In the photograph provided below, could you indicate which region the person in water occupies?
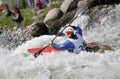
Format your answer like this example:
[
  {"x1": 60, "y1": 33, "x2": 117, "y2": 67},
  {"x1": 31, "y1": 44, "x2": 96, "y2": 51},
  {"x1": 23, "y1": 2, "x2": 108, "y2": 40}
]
[{"x1": 50, "y1": 23, "x2": 86, "y2": 54}]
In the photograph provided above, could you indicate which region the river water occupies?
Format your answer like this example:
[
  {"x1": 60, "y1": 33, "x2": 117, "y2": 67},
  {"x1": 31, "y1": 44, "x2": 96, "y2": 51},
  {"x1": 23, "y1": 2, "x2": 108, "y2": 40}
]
[{"x1": 0, "y1": 4, "x2": 120, "y2": 79}]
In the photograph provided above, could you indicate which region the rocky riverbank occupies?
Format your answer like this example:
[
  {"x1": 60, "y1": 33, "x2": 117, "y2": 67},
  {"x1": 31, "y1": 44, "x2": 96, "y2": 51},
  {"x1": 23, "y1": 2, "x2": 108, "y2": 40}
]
[{"x1": 0, "y1": 26, "x2": 34, "y2": 49}]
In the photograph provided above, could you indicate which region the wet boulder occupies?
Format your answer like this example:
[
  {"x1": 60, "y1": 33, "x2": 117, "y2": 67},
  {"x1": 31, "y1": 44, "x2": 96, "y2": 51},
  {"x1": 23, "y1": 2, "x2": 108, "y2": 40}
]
[
  {"x1": 29, "y1": 22, "x2": 49, "y2": 37},
  {"x1": 44, "y1": 8, "x2": 63, "y2": 24},
  {"x1": 60, "y1": 0, "x2": 78, "y2": 13}
]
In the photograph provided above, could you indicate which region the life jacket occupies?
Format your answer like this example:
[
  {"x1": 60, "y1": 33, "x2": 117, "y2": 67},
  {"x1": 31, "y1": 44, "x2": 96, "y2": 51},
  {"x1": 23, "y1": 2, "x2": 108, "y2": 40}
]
[{"x1": 69, "y1": 33, "x2": 85, "y2": 54}]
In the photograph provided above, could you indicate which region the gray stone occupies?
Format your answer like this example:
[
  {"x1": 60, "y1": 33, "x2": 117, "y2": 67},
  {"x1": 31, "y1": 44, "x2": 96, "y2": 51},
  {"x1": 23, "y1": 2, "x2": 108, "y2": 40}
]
[
  {"x1": 60, "y1": 0, "x2": 77, "y2": 13},
  {"x1": 29, "y1": 22, "x2": 49, "y2": 37},
  {"x1": 44, "y1": 8, "x2": 63, "y2": 24}
]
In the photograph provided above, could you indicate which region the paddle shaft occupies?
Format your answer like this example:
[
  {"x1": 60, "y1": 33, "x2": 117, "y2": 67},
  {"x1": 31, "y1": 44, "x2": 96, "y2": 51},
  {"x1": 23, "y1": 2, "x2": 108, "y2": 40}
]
[{"x1": 34, "y1": 5, "x2": 88, "y2": 58}]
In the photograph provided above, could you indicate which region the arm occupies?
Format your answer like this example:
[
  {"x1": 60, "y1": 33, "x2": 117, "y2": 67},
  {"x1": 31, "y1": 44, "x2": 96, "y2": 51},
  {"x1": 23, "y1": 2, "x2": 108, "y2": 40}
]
[
  {"x1": 51, "y1": 40, "x2": 75, "y2": 51},
  {"x1": 71, "y1": 26, "x2": 82, "y2": 36}
]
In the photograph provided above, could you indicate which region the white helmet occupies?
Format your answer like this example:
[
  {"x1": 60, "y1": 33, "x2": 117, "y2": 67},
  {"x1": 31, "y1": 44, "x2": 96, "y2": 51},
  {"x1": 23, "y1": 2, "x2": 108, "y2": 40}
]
[{"x1": 63, "y1": 27, "x2": 74, "y2": 37}]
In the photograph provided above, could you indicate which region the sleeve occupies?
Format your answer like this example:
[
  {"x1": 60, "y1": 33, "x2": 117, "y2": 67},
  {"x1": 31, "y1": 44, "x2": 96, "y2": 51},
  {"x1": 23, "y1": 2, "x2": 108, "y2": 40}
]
[
  {"x1": 51, "y1": 40, "x2": 75, "y2": 51},
  {"x1": 71, "y1": 26, "x2": 82, "y2": 36}
]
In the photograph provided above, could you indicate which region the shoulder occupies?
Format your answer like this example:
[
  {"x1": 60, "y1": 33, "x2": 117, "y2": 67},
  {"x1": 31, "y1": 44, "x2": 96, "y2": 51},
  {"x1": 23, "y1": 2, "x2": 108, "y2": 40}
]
[{"x1": 63, "y1": 40, "x2": 74, "y2": 45}]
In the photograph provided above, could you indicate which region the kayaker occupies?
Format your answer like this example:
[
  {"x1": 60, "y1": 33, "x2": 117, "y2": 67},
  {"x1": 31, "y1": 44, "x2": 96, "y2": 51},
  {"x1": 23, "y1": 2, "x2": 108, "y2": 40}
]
[{"x1": 50, "y1": 24, "x2": 86, "y2": 54}]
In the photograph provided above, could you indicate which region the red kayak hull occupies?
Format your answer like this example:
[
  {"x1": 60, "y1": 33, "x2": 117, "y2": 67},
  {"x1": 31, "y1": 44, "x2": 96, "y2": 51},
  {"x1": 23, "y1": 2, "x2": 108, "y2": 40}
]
[{"x1": 28, "y1": 46, "x2": 59, "y2": 54}]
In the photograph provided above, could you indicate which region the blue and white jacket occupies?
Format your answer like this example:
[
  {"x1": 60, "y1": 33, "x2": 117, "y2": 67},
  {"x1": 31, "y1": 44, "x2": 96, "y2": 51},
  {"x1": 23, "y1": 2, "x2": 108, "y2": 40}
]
[{"x1": 51, "y1": 26, "x2": 85, "y2": 54}]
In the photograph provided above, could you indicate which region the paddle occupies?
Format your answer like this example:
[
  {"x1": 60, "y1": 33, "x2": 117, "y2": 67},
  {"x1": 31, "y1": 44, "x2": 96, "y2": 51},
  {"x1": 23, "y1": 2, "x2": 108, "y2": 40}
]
[
  {"x1": 34, "y1": 26, "x2": 67, "y2": 58},
  {"x1": 34, "y1": 5, "x2": 88, "y2": 58}
]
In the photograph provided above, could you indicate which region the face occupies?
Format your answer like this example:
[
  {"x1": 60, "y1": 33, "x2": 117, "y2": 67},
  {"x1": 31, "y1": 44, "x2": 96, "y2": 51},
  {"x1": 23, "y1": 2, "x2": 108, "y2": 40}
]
[
  {"x1": 66, "y1": 31, "x2": 72, "y2": 36},
  {"x1": 65, "y1": 31, "x2": 73, "y2": 37}
]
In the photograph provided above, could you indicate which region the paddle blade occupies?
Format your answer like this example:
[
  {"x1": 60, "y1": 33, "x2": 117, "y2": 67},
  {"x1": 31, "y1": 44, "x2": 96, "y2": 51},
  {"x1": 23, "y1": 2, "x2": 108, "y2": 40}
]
[
  {"x1": 77, "y1": 5, "x2": 88, "y2": 17},
  {"x1": 34, "y1": 51, "x2": 42, "y2": 58},
  {"x1": 28, "y1": 48, "x2": 41, "y2": 53}
]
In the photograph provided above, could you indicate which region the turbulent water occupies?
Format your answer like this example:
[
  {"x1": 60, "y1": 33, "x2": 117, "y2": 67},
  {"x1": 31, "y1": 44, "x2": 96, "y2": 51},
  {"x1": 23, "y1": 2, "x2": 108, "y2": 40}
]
[{"x1": 0, "y1": 4, "x2": 120, "y2": 79}]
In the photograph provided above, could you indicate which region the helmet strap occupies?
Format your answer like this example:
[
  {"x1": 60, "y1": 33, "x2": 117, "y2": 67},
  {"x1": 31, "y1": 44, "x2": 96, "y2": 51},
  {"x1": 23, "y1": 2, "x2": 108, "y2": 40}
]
[{"x1": 69, "y1": 33, "x2": 76, "y2": 39}]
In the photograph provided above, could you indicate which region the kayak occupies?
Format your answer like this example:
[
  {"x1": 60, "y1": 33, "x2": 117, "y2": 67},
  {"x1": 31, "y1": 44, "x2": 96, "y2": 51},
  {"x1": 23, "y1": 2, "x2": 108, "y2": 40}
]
[{"x1": 28, "y1": 42, "x2": 100, "y2": 55}]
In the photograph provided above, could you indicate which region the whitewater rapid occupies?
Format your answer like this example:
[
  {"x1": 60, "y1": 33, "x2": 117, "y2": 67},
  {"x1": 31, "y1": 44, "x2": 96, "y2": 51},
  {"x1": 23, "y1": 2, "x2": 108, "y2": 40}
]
[{"x1": 0, "y1": 4, "x2": 120, "y2": 79}]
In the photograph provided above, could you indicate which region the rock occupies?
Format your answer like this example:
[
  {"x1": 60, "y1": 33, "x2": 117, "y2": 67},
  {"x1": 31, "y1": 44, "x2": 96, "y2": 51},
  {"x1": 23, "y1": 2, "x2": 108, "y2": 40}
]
[
  {"x1": 0, "y1": 30, "x2": 2, "y2": 34},
  {"x1": 44, "y1": 8, "x2": 63, "y2": 24},
  {"x1": 0, "y1": 28, "x2": 4, "y2": 35},
  {"x1": 47, "y1": 9, "x2": 77, "y2": 33},
  {"x1": 78, "y1": 0, "x2": 87, "y2": 7},
  {"x1": 29, "y1": 22, "x2": 49, "y2": 37},
  {"x1": 98, "y1": 44, "x2": 114, "y2": 53},
  {"x1": 60, "y1": 0, "x2": 78, "y2": 13}
]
